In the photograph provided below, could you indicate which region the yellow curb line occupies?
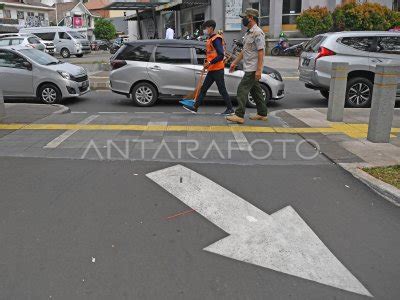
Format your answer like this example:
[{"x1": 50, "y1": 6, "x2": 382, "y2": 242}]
[{"x1": 0, "y1": 123, "x2": 398, "y2": 138}]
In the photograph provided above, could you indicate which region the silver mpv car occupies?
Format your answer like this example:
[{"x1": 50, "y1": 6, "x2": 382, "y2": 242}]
[
  {"x1": 299, "y1": 31, "x2": 400, "y2": 108},
  {"x1": 109, "y1": 40, "x2": 285, "y2": 107},
  {"x1": 0, "y1": 46, "x2": 89, "y2": 104}
]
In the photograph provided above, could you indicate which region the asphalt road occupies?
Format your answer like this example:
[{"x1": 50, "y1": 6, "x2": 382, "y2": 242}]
[
  {"x1": 59, "y1": 79, "x2": 326, "y2": 114},
  {"x1": 0, "y1": 158, "x2": 399, "y2": 299}
]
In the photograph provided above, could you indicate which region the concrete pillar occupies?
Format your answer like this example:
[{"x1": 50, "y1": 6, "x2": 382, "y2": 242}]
[
  {"x1": 327, "y1": 62, "x2": 348, "y2": 122},
  {"x1": 367, "y1": 65, "x2": 400, "y2": 143},
  {"x1": 269, "y1": 0, "x2": 283, "y2": 38},
  {"x1": 0, "y1": 90, "x2": 5, "y2": 118}
]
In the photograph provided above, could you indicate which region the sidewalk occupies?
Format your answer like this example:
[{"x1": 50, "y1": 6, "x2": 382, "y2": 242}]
[
  {"x1": 275, "y1": 107, "x2": 400, "y2": 204},
  {"x1": 0, "y1": 103, "x2": 69, "y2": 124}
]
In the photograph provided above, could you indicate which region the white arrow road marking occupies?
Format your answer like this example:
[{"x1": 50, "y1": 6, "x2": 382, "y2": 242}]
[{"x1": 146, "y1": 165, "x2": 372, "y2": 297}]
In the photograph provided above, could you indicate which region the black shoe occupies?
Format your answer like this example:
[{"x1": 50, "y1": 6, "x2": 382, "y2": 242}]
[
  {"x1": 183, "y1": 105, "x2": 198, "y2": 114},
  {"x1": 220, "y1": 108, "x2": 235, "y2": 116}
]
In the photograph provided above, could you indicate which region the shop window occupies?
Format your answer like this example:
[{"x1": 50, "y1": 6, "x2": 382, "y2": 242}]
[
  {"x1": 17, "y1": 11, "x2": 24, "y2": 20},
  {"x1": 3, "y1": 10, "x2": 11, "y2": 19},
  {"x1": 282, "y1": 0, "x2": 301, "y2": 25},
  {"x1": 251, "y1": 0, "x2": 270, "y2": 26},
  {"x1": 180, "y1": 9, "x2": 205, "y2": 38}
]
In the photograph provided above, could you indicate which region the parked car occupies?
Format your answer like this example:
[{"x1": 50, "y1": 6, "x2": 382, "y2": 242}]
[
  {"x1": 0, "y1": 33, "x2": 55, "y2": 55},
  {"x1": 91, "y1": 40, "x2": 110, "y2": 51},
  {"x1": 109, "y1": 40, "x2": 285, "y2": 107},
  {"x1": 0, "y1": 46, "x2": 90, "y2": 104},
  {"x1": 299, "y1": 31, "x2": 400, "y2": 108},
  {"x1": 0, "y1": 35, "x2": 45, "y2": 52},
  {"x1": 109, "y1": 38, "x2": 124, "y2": 54},
  {"x1": 19, "y1": 26, "x2": 91, "y2": 58}
]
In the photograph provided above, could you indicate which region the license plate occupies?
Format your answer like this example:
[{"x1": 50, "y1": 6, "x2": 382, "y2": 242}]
[{"x1": 302, "y1": 58, "x2": 311, "y2": 66}]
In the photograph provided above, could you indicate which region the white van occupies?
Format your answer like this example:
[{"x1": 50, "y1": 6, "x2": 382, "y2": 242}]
[{"x1": 19, "y1": 27, "x2": 91, "y2": 58}]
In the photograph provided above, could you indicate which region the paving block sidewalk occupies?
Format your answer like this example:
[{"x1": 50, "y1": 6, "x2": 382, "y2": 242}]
[
  {"x1": 275, "y1": 107, "x2": 400, "y2": 166},
  {"x1": 274, "y1": 107, "x2": 400, "y2": 205}
]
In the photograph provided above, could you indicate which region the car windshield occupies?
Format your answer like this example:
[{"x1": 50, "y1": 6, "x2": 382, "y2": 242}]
[
  {"x1": 69, "y1": 32, "x2": 85, "y2": 39},
  {"x1": 19, "y1": 48, "x2": 61, "y2": 65}
]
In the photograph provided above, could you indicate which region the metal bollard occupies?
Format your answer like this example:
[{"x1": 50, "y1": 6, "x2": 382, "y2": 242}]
[
  {"x1": 0, "y1": 90, "x2": 5, "y2": 118},
  {"x1": 367, "y1": 65, "x2": 400, "y2": 143},
  {"x1": 327, "y1": 62, "x2": 349, "y2": 122}
]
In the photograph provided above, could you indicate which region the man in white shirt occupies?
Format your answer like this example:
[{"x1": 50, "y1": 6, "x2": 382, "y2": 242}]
[{"x1": 165, "y1": 26, "x2": 174, "y2": 40}]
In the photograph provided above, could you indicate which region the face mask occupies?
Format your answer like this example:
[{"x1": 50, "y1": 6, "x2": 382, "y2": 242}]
[
  {"x1": 242, "y1": 17, "x2": 250, "y2": 27},
  {"x1": 203, "y1": 29, "x2": 209, "y2": 36}
]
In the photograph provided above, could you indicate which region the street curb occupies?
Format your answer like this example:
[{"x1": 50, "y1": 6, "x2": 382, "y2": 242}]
[
  {"x1": 51, "y1": 104, "x2": 70, "y2": 114},
  {"x1": 90, "y1": 82, "x2": 110, "y2": 91},
  {"x1": 340, "y1": 163, "x2": 400, "y2": 207}
]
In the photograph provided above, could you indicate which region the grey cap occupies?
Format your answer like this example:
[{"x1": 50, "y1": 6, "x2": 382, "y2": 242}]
[{"x1": 239, "y1": 8, "x2": 260, "y2": 18}]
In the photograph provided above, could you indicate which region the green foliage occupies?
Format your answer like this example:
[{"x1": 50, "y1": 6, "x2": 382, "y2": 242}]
[
  {"x1": 332, "y1": 1, "x2": 400, "y2": 31},
  {"x1": 94, "y1": 18, "x2": 117, "y2": 41},
  {"x1": 0, "y1": 4, "x2": 4, "y2": 10},
  {"x1": 296, "y1": 6, "x2": 333, "y2": 37},
  {"x1": 296, "y1": 1, "x2": 400, "y2": 37}
]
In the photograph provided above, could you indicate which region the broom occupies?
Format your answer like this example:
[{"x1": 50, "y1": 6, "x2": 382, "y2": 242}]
[{"x1": 179, "y1": 67, "x2": 206, "y2": 107}]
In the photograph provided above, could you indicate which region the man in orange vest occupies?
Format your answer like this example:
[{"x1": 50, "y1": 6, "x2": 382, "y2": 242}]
[{"x1": 183, "y1": 20, "x2": 234, "y2": 115}]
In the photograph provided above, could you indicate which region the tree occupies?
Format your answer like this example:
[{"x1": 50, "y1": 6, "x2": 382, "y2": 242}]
[{"x1": 94, "y1": 18, "x2": 117, "y2": 41}]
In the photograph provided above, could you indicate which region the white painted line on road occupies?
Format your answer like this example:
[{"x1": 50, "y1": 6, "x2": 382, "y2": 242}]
[
  {"x1": 283, "y1": 76, "x2": 299, "y2": 80},
  {"x1": 98, "y1": 112, "x2": 128, "y2": 114},
  {"x1": 90, "y1": 76, "x2": 109, "y2": 79},
  {"x1": 44, "y1": 115, "x2": 99, "y2": 149},
  {"x1": 135, "y1": 112, "x2": 165, "y2": 114},
  {"x1": 147, "y1": 165, "x2": 372, "y2": 297},
  {"x1": 231, "y1": 125, "x2": 252, "y2": 151},
  {"x1": 71, "y1": 111, "x2": 88, "y2": 114}
]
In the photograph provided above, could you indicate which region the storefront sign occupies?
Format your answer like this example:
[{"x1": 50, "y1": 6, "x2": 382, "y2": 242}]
[{"x1": 225, "y1": 0, "x2": 243, "y2": 31}]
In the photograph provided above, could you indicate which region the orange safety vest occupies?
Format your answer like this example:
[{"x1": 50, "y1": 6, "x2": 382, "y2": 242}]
[{"x1": 206, "y1": 34, "x2": 225, "y2": 71}]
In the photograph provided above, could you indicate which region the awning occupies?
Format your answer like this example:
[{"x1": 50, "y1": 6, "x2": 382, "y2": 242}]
[
  {"x1": 156, "y1": 0, "x2": 210, "y2": 11},
  {"x1": 125, "y1": 11, "x2": 153, "y2": 21},
  {"x1": 104, "y1": 1, "x2": 161, "y2": 11},
  {"x1": 0, "y1": 25, "x2": 18, "y2": 33}
]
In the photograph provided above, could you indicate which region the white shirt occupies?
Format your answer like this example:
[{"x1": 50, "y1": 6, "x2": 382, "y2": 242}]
[{"x1": 165, "y1": 28, "x2": 174, "y2": 40}]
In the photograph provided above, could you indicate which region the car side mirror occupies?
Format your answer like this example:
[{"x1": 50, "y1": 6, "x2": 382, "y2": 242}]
[{"x1": 22, "y1": 61, "x2": 32, "y2": 71}]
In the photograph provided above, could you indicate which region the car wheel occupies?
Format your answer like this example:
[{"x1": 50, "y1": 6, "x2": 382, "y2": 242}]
[
  {"x1": 247, "y1": 84, "x2": 271, "y2": 108},
  {"x1": 131, "y1": 83, "x2": 158, "y2": 107},
  {"x1": 39, "y1": 84, "x2": 61, "y2": 104},
  {"x1": 75, "y1": 54, "x2": 83, "y2": 58},
  {"x1": 320, "y1": 89, "x2": 329, "y2": 100},
  {"x1": 271, "y1": 48, "x2": 280, "y2": 56},
  {"x1": 346, "y1": 77, "x2": 373, "y2": 108},
  {"x1": 60, "y1": 48, "x2": 70, "y2": 58}
]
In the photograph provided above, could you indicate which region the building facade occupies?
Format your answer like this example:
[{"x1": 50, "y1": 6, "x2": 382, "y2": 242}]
[
  {"x1": 48, "y1": 1, "x2": 98, "y2": 40},
  {"x1": 0, "y1": 0, "x2": 54, "y2": 33},
  {"x1": 122, "y1": 0, "x2": 398, "y2": 44}
]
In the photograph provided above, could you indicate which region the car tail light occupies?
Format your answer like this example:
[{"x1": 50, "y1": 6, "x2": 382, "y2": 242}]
[
  {"x1": 110, "y1": 60, "x2": 127, "y2": 70},
  {"x1": 315, "y1": 46, "x2": 335, "y2": 60}
]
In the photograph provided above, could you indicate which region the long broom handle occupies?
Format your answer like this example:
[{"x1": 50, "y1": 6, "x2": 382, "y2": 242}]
[{"x1": 194, "y1": 68, "x2": 206, "y2": 102}]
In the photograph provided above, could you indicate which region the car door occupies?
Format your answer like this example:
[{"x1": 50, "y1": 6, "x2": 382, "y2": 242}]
[
  {"x1": 147, "y1": 46, "x2": 195, "y2": 95},
  {"x1": 371, "y1": 35, "x2": 400, "y2": 95},
  {"x1": 56, "y1": 31, "x2": 71, "y2": 53},
  {"x1": 0, "y1": 49, "x2": 33, "y2": 97},
  {"x1": 193, "y1": 46, "x2": 242, "y2": 97}
]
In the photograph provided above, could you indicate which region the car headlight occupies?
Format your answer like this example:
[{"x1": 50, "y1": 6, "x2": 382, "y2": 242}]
[
  {"x1": 267, "y1": 72, "x2": 283, "y2": 82},
  {"x1": 58, "y1": 71, "x2": 71, "y2": 80}
]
